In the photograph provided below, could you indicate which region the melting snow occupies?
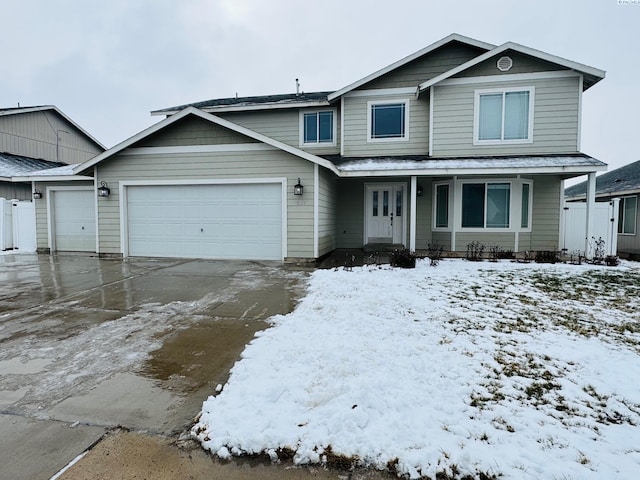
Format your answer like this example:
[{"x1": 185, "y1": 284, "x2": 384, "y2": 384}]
[{"x1": 194, "y1": 259, "x2": 640, "y2": 479}]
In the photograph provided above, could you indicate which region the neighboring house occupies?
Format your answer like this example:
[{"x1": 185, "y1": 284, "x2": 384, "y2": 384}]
[
  {"x1": 565, "y1": 160, "x2": 640, "y2": 257},
  {"x1": 0, "y1": 106, "x2": 105, "y2": 200},
  {"x1": 34, "y1": 34, "x2": 606, "y2": 261}
]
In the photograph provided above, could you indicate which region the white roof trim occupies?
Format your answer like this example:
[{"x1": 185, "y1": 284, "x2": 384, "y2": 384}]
[
  {"x1": 339, "y1": 165, "x2": 607, "y2": 178},
  {"x1": 0, "y1": 105, "x2": 106, "y2": 150},
  {"x1": 327, "y1": 34, "x2": 494, "y2": 101},
  {"x1": 11, "y1": 174, "x2": 93, "y2": 182},
  {"x1": 419, "y1": 41, "x2": 606, "y2": 92},
  {"x1": 74, "y1": 107, "x2": 340, "y2": 175}
]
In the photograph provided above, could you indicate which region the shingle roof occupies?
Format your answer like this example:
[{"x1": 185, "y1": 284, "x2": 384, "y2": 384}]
[
  {"x1": 565, "y1": 160, "x2": 640, "y2": 198},
  {"x1": 0, "y1": 152, "x2": 65, "y2": 178},
  {"x1": 152, "y1": 91, "x2": 332, "y2": 115}
]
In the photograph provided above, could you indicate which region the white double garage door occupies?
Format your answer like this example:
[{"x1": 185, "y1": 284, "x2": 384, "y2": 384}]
[
  {"x1": 124, "y1": 182, "x2": 284, "y2": 260},
  {"x1": 51, "y1": 182, "x2": 284, "y2": 260}
]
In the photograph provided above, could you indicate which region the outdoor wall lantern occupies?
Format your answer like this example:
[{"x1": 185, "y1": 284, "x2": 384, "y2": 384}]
[
  {"x1": 417, "y1": 185, "x2": 424, "y2": 197},
  {"x1": 97, "y1": 181, "x2": 111, "y2": 197},
  {"x1": 33, "y1": 189, "x2": 42, "y2": 200},
  {"x1": 294, "y1": 178, "x2": 304, "y2": 196}
]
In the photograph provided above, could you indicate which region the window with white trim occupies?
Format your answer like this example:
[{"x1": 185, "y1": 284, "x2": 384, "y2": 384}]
[
  {"x1": 461, "y1": 182, "x2": 511, "y2": 229},
  {"x1": 301, "y1": 110, "x2": 335, "y2": 146},
  {"x1": 618, "y1": 196, "x2": 637, "y2": 235},
  {"x1": 474, "y1": 87, "x2": 534, "y2": 144},
  {"x1": 367, "y1": 99, "x2": 409, "y2": 141},
  {"x1": 521, "y1": 182, "x2": 532, "y2": 229}
]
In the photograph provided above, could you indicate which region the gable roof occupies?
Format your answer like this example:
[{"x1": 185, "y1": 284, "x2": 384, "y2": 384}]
[
  {"x1": 565, "y1": 160, "x2": 640, "y2": 199},
  {"x1": 419, "y1": 41, "x2": 605, "y2": 92},
  {"x1": 0, "y1": 105, "x2": 106, "y2": 150},
  {"x1": 0, "y1": 153, "x2": 65, "y2": 180},
  {"x1": 152, "y1": 92, "x2": 332, "y2": 116},
  {"x1": 74, "y1": 106, "x2": 339, "y2": 175},
  {"x1": 327, "y1": 34, "x2": 495, "y2": 101}
]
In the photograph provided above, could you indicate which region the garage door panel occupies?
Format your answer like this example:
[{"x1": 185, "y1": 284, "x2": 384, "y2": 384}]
[
  {"x1": 126, "y1": 183, "x2": 282, "y2": 260},
  {"x1": 53, "y1": 190, "x2": 96, "y2": 252}
]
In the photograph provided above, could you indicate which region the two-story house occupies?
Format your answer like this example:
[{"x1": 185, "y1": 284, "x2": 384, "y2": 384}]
[{"x1": 32, "y1": 34, "x2": 606, "y2": 261}]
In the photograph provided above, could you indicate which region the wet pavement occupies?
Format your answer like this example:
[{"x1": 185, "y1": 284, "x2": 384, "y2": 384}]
[{"x1": 0, "y1": 253, "x2": 308, "y2": 480}]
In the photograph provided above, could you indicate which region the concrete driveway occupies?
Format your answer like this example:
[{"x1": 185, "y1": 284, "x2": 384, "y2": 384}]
[{"x1": 0, "y1": 253, "x2": 307, "y2": 480}]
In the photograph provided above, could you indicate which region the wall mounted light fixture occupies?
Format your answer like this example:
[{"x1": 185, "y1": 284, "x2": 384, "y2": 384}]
[
  {"x1": 417, "y1": 185, "x2": 424, "y2": 197},
  {"x1": 294, "y1": 178, "x2": 304, "y2": 196},
  {"x1": 33, "y1": 189, "x2": 42, "y2": 200},
  {"x1": 97, "y1": 181, "x2": 111, "y2": 197}
]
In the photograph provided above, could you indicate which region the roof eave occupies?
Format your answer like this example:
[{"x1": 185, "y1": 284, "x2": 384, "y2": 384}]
[
  {"x1": 338, "y1": 164, "x2": 607, "y2": 178},
  {"x1": 328, "y1": 33, "x2": 495, "y2": 102},
  {"x1": 11, "y1": 174, "x2": 93, "y2": 182}
]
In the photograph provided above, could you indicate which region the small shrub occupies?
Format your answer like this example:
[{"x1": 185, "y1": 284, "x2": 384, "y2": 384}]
[
  {"x1": 390, "y1": 249, "x2": 416, "y2": 269},
  {"x1": 605, "y1": 255, "x2": 619, "y2": 267},
  {"x1": 466, "y1": 241, "x2": 485, "y2": 262},
  {"x1": 590, "y1": 236, "x2": 606, "y2": 264},
  {"x1": 535, "y1": 250, "x2": 559, "y2": 264},
  {"x1": 427, "y1": 242, "x2": 444, "y2": 266}
]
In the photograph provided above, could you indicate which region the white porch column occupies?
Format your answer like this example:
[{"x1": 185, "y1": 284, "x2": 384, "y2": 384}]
[
  {"x1": 584, "y1": 172, "x2": 596, "y2": 257},
  {"x1": 410, "y1": 176, "x2": 417, "y2": 252}
]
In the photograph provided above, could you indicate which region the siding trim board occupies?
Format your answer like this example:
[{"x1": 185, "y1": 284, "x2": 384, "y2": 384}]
[
  {"x1": 345, "y1": 87, "x2": 418, "y2": 98},
  {"x1": 123, "y1": 144, "x2": 278, "y2": 155},
  {"x1": 435, "y1": 70, "x2": 580, "y2": 87}
]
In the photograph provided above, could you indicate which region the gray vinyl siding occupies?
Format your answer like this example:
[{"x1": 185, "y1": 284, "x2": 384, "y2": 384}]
[
  {"x1": 32, "y1": 180, "x2": 94, "y2": 251},
  {"x1": 430, "y1": 232, "x2": 451, "y2": 250},
  {"x1": 318, "y1": 167, "x2": 337, "y2": 256},
  {"x1": 342, "y1": 95, "x2": 429, "y2": 157},
  {"x1": 362, "y1": 42, "x2": 486, "y2": 89},
  {"x1": 415, "y1": 178, "x2": 433, "y2": 249},
  {"x1": 336, "y1": 178, "x2": 366, "y2": 248},
  {"x1": 0, "y1": 111, "x2": 102, "y2": 164},
  {"x1": 0, "y1": 182, "x2": 31, "y2": 201},
  {"x1": 96, "y1": 148, "x2": 315, "y2": 259},
  {"x1": 617, "y1": 196, "x2": 640, "y2": 253},
  {"x1": 454, "y1": 232, "x2": 516, "y2": 252},
  {"x1": 529, "y1": 175, "x2": 562, "y2": 251},
  {"x1": 139, "y1": 116, "x2": 258, "y2": 146},
  {"x1": 220, "y1": 109, "x2": 341, "y2": 156},
  {"x1": 432, "y1": 75, "x2": 580, "y2": 156},
  {"x1": 454, "y1": 51, "x2": 567, "y2": 78}
]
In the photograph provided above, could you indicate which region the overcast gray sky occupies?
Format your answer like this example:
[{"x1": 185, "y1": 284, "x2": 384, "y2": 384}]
[{"x1": 1, "y1": 0, "x2": 638, "y2": 175}]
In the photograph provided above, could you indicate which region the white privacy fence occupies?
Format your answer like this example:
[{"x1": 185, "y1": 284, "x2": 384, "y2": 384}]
[
  {"x1": 0, "y1": 198, "x2": 36, "y2": 252},
  {"x1": 561, "y1": 200, "x2": 619, "y2": 258}
]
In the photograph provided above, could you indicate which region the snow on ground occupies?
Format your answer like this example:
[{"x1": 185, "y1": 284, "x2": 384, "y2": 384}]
[{"x1": 193, "y1": 259, "x2": 640, "y2": 479}]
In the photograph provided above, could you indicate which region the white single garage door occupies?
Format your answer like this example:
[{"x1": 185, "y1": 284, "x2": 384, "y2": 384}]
[
  {"x1": 52, "y1": 189, "x2": 96, "y2": 252},
  {"x1": 126, "y1": 183, "x2": 283, "y2": 260}
]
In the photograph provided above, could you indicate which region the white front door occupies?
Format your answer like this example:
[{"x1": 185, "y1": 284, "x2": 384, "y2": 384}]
[{"x1": 365, "y1": 184, "x2": 405, "y2": 244}]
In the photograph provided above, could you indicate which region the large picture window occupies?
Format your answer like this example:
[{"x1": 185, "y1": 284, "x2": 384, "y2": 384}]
[
  {"x1": 474, "y1": 87, "x2": 534, "y2": 144},
  {"x1": 368, "y1": 100, "x2": 409, "y2": 141},
  {"x1": 618, "y1": 196, "x2": 637, "y2": 235},
  {"x1": 461, "y1": 182, "x2": 511, "y2": 229},
  {"x1": 301, "y1": 110, "x2": 335, "y2": 146}
]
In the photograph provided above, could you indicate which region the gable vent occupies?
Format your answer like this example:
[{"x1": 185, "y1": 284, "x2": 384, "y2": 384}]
[{"x1": 497, "y1": 56, "x2": 513, "y2": 72}]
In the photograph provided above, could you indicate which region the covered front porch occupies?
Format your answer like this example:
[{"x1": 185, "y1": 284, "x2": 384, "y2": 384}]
[{"x1": 329, "y1": 155, "x2": 606, "y2": 256}]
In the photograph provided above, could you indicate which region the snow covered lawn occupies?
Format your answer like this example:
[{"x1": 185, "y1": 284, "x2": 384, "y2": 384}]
[{"x1": 193, "y1": 259, "x2": 640, "y2": 479}]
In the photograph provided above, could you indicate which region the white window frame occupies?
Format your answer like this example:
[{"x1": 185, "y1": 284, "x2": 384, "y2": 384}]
[
  {"x1": 473, "y1": 86, "x2": 534, "y2": 145},
  {"x1": 367, "y1": 98, "x2": 410, "y2": 143},
  {"x1": 432, "y1": 181, "x2": 453, "y2": 231},
  {"x1": 454, "y1": 178, "x2": 533, "y2": 233},
  {"x1": 618, "y1": 195, "x2": 638, "y2": 236},
  {"x1": 299, "y1": 109, "x2": 337, "y2": 147}
]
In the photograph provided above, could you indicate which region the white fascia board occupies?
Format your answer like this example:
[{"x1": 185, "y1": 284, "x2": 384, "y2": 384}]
[
  {"x1": 122, "y1": 144, "x2": 278, "y2": 156},
  {"x1": 437, "y1": 70, "x2": 579, "y2": 87},
  {"x1": 345, "y1": 87, "x2": 418, "y2": 98},
  {"x1": 419, "y1": 42, "x2": 606, "y2": 92},
  {"x1": 328, "y1": 33, "x2": 495, "y2": 101},
  {"x1": 11, "y1": 174, "x2": 93, "y2": 182},
  {"x1": 75, "y1": 106, "x2": 340, "y2": 176},
  {"x1": 152, "y1": 101, "x2": 331, "y2": 116},
  {"x1": 338, "y1": 165, "x2": 607, "y2": 178}
]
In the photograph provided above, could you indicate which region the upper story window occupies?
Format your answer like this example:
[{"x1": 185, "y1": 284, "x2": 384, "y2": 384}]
[
  {"x1": 618, "y1": 196, "x2": 637, "y2": 235},
  {"x1": 474, "y1": 87, "x2": 534, "y2": 145},
  {"x1": 367, "y1": 99, "x2": 409, "y2": 142},
  {"x1": 300, "y1": 110, "x2": 335, "y2": 146}
]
